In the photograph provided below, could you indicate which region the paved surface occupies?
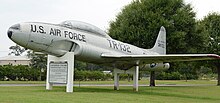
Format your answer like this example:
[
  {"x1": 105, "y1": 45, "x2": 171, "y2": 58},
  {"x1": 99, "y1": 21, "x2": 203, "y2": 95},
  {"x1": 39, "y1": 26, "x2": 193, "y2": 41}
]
[{"x1": 0, "y1": 84, "x2": 216, "y2": 87}]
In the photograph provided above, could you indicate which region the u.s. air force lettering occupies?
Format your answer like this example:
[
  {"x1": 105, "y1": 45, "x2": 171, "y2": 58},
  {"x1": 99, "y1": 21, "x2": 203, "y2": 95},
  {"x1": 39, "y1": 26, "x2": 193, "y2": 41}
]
[
  {"x1": 31, "y1": 25, "x2": 46, "y2": 34},
  {"x1": 64, "y1": 31, "x2": 86, "y2": 42},
  {"x1": 30, "y1": 24, "x2": 86, "y2": 42}
]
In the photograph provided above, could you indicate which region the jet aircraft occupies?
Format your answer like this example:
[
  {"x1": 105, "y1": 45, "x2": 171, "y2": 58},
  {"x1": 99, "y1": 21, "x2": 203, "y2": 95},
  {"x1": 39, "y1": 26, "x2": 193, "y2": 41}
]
[{"x1": 7, "y1": 20, "x2": 220, "y2": 91}]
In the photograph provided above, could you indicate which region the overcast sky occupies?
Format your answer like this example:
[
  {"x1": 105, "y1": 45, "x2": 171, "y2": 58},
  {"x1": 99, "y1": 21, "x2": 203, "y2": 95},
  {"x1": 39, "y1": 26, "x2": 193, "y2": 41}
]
[{"x1": 0, "y1": 0, "x2": 220, "y2": 57}]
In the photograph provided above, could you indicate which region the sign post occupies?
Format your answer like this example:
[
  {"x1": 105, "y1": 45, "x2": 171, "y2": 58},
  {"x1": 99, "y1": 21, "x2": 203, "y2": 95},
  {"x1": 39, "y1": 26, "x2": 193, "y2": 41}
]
[{"x1": 46, "y1": 52, "x2": 74, "y2": 92}]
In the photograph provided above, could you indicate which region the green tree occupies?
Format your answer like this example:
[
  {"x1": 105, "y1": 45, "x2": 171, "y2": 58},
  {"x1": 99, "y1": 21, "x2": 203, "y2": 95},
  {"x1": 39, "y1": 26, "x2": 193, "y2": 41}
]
[
  {"x1": 3, "y1": 65, "x2": 16, "y2": 80},
  {"x1": 74, "y1": 70, "x2": 85, "y2": 81},
  {"x1": 109, "y1": 0, "x2": 199, "y2": 53},
  {"x1": 0, "y1": 66, "x2": 5, "y2": 80},
  {"x1": 27, "y1": 51, "x2": 47, "y2": 81},
  {"x1": 8, "y1": 44, "x2": 26, "y2": 56},
  {"x1": 108, "y1": 0, "x2": 203, "y2": 85},
  {"x1": 197, "y1": 12, "x2": 220, "y2": 85}
]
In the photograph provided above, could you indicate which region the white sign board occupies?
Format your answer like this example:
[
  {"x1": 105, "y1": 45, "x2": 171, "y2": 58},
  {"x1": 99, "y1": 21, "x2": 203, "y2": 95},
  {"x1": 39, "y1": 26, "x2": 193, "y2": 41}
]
[{"x1": 49, "y1": 62, "x2": 68, "y2": 84}]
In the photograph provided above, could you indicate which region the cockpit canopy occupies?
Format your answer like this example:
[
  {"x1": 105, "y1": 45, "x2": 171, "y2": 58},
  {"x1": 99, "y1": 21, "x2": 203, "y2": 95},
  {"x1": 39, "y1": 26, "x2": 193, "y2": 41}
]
[{"x1": 60, "y1": 20, "x2": 111, "y2": 38}]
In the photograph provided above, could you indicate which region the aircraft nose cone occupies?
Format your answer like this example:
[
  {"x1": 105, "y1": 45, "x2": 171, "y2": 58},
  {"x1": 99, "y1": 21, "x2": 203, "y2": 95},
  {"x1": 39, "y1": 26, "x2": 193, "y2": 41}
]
[
  {"x1": 7, "y1": 23, "x2": 20, "y2": 39},
  {"x1": 7, "y1": 30, "x2": 13, "y2": 39}
]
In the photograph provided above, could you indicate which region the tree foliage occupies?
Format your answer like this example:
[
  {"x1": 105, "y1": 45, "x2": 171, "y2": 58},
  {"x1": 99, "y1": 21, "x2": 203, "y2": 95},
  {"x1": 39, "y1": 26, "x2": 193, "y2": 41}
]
[
  {"x1": 196, "y1": 13, "x2": 220, "y2": 69},
  {"x1": 0, "y1": 65, "x2": 39, "y2": 81},
  {"x1": 28, "y1": 51, "x2": 47, "y2": 70},
  {"x1": 8, "y1": 44, "x2": 26, "y2": 56},
  {"x1": 197, "y1": 13, "x2": 220, "y2": 84},
  {"x1": 27, "y1": 51, "x2": 47, "y2": 80},
  {"x1": 109, "y1": 0, "x2": 201, "y2": 53},
  {"x1": 197, "y1": 13, "x2": 220, "y2": 55}
]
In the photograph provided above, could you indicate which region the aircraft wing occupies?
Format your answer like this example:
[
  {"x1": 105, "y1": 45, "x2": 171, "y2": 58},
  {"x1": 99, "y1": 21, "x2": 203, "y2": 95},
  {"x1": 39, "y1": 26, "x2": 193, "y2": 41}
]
[{"x1": 101, "y1": 54, "x2": 220, "y2": 64}]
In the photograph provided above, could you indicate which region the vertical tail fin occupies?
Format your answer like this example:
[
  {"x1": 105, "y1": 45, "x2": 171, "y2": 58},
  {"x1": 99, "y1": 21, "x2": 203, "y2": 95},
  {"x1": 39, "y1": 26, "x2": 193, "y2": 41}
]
[{"x1": 151, "y1": 26, "x2": 166, "y2": 54}]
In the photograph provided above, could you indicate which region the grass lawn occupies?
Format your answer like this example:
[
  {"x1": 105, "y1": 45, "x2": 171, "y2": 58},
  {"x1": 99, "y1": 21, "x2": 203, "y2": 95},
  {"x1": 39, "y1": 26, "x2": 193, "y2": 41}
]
[
  {"x1": 0, "y1": 80, "x2": 219, "y2": 103},
  {"x1": 0, "y1": 79, "x2": 217, "y2": 85},
  {"x1": 0, "y1": 86, "x2": 220, "y2": 103}
]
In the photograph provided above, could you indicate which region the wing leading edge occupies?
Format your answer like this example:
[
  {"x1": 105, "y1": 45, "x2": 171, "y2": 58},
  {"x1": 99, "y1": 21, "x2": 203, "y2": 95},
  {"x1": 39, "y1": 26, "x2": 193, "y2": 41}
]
[{"x1": 101, "y1": 54, "x2": 220, "y2": 64}]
